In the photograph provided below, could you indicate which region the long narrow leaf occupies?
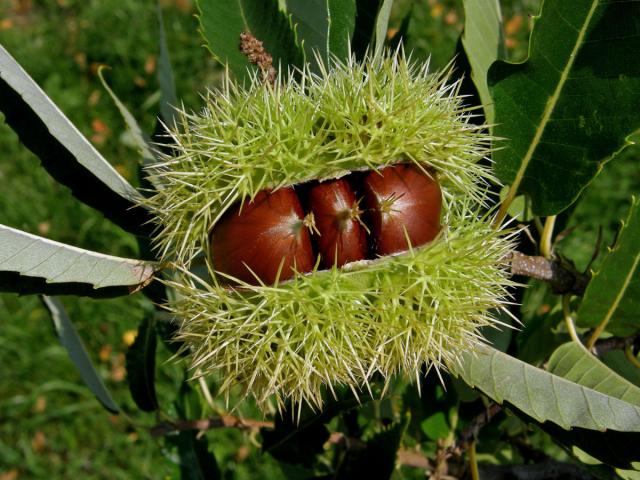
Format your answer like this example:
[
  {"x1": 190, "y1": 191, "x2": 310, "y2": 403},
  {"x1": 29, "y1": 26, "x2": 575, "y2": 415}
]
[
  {"x1": 0, "y1": 223, "x2": 156, "y2": 297},
  {"x1": 157, "y1": 3, "x2": 179, "y2": 128},
  {"x1": 98, "y1": 68, "x2": 156, "y2": 167},
  {"x1": 41, "y1": 296, "x2": 120, "y2": 414},
  {"x1": 461, "y1": 0, "x2": 504, "y2": 124},
  {"x1": 0, "y1": 45, "x2": 152, "y2": 236},
  {"x1": 372, "y1": 0, "x2": 394, "y2": 61},
  {"x1": 125, "y1": 315, "x2": 159, "y2": 412}
]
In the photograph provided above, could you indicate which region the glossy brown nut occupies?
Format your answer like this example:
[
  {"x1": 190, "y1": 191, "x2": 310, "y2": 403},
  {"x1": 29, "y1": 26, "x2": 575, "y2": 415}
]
[
  {"x1": 363, "y1": 164, "x2": 442, "y2": 256},
  {"x1": 307, "y1": 178, "x2": 368, "y2": 269},
  {"x1": 210, "y1": 187, "x2": 314, "y2": 285}
]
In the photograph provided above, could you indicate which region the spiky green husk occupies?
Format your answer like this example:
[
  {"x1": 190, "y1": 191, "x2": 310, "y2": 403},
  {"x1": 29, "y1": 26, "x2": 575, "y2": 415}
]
[
  {"x1": 145, "y1": 54, "x2": 495, "y2": 264},
  {"x1": 168, "y1": 200, "x2": 515, "y2": 410},
  {"x1": 145, "y1": 52, "x2": 515, "y2": 412}
]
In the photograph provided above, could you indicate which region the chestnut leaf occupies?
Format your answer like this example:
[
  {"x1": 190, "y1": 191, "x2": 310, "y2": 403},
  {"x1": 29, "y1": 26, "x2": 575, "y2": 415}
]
[
  {"x1": 0, "y1": 224, "x2": 157, "y2": 298},
  {"x1": 0, "y1": 45, "x2": 152, "y2": 237},
  {"x1": 454, "y1": 344, "x2": 640, "y2": 431},
  {"x1": 41, "y1": 296, "x2": 120, "y2": 414},
  {"x1": 577, "y1": 198, "x2": 640, "y2": 336},
  {"x1": 490, "y1": 0, "x2": 640, "y2": 216},
  {"x1": 286, "y1": 0, "x2": 356, "y2": 71},
  {"x1": 196, "y1": 0, "x2": 304, "y2": 83}
]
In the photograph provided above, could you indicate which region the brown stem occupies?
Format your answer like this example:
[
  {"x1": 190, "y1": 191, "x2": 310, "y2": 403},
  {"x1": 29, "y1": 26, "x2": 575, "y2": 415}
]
[
  {"x1": 508, "y1": 251, "x2": 590, "y2": 295},
  {"x1": 445, "y1": 402, "x2": 502, "y2": 456},
  {"x1": 150, "y1": 415, "x2": 273, "y2": 437},
  {"x1": 592, "y1": 333, "x2": 640, "y2": 356},
  {"x1": 478, "y1": 461, "x2": 595, "y2": 480}
]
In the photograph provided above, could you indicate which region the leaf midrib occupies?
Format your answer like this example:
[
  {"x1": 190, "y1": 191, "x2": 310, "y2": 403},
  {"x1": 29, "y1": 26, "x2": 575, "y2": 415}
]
[
  {"x1": 507, "y1": 0, "x2": 599, "y2": 200},
  {"x1": 597, "y1": 252, "x2": 640, "y2": 333}
]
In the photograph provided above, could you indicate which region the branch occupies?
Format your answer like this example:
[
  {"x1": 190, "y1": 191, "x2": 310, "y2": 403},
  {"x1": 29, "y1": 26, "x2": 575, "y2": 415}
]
[
  {"x1": 150, "y1": 415, "x2": 273, "y2": 437},
  {"x1": 508, "y1": 252, "x2": 590, "y2": 295},
  {"x1": 478, "y1": 461, "x2": 595, "y2": 480},
  {"x1": 592, "y1": 332, "x2": 640, "y2": 356},
  {"x1": 448, "y1": 402, "x2": 502, "y2": 455}
]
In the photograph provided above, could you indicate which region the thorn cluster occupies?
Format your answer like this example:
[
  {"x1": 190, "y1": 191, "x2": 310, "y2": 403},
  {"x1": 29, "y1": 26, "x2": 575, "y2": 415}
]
[{"x1": 143, "y1": 51, "x2": 515, "y2": 412}]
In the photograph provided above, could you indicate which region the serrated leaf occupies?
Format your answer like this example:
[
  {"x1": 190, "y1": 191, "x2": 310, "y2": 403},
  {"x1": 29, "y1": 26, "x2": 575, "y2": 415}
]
[
  {"x1": 286, "y1": 0, "x2": 356, "y2": 69},
  {"x1": 453, "y1": 344, "x2": 640, "y2": 431},
  {"x1": 196, "y1": 0, "x2": 304, "y2": 83},
  {"x1": 461, "y1": 0, "x2": 504, "y2": 124},
  {"x1": 98, "y1": 68, "x2": 156, "y2": 167},
  {"x1": 577, "y1": 199, "x2": 640, "y2": 336},
  {"x1": 491, "y1": 0, "x2": 640, "y2": 216},
  {"x1": 372, "y1": 0, "x2": 394, "y2": 61},
  {"x1": 548, "y1": 342, "x2": 640, "y2": 405},
  {"x1": 125, "y1": 315, "x2": 159, "y2": 412},
  {"x1": 0, "y1": 223, "x2": 156, "y2": 296},
  {"x1": 522, "y1": 342, "x2": 640, "y2": 469},
  {"x1": 157, "y1": 3, "x2": 178, "y2": 128},
  {"x1": 41, "y1": 296, "x2": 119, "y2": 414},
  {"x1": 0, "y1": 45, "x2": 152, "y2": 236}
]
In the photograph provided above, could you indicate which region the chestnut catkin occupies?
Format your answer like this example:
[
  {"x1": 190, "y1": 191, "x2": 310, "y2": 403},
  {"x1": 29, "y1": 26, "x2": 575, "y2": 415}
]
[
  {"x1": 307, "y1": 179, "x2": 367, "y2": 269},
  {"x1": 210, "y1": 187, "x2": 314, "y2": 285},
  {"x1": 363, "y1": 164, "x2": 442, "y2": 256}
]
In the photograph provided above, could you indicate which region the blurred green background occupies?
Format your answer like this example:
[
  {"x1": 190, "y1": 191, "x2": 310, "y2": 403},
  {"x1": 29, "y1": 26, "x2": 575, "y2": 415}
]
[{"x1": 1, "y1": 0, "x2": 637, "y2": 478}]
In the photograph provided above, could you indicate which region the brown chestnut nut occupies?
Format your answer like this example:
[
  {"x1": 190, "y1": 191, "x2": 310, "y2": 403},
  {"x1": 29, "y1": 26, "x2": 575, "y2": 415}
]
[
  {"x1": 210, "y1": 187, "x2": 314, "y2": 285},
  {"x1": 307, "y1": 178, "x2": 367, "y2": 269},
  {"x1": 363, "y1": 164, "x2": 442, "y2": 256}
]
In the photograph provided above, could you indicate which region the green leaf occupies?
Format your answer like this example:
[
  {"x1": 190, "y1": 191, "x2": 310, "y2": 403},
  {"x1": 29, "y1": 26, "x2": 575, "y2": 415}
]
[
  {"x1": 286, "y1": 0, "x2": 356, "y2": 69},
  {"x1": 328, "y1": 0, "x2": 357, "y2": 61},
  {"x1": 453, "y1": 344, "x2": 640, "y2": 431},
  {"x1": 125, "y1": 315, "x2": 159, "y2": 412},
  {"x1": 157, "y1": 3, "x2": 178, "y2": 127},
  {"x1": 336, "y1": 412, "x2": 409, "y2": 479},
  {"x1": 548, "y1": 342, "x2": 640, "y2": 405},
  {"x1": 491, "y1": 0, "x2": 640, "y2": 216},
  {"x1": 98, "y1": 68, "x2": 156, "y2": 167},
  {"x1": 262, "y1": 392, "x2": 360, "y2": 467},
  {"x1": 577, "y1": 199, "x2": 640, "y2": 336},
  {"x1": 603, "y1": 351, "x2": 640, "y2": 388},
  {"x1": 0, "y1": 223, "x2": 156, "y2": 297},
  {"x1": 352, "y1": 0, "x2": 382, "y2": 60},
  {"x1": 388, "y1": 5, "x2": 412, "y2": 51},
  {"x1": 420, "y1": 412, "x2": 450, "y2": 440},
  {"x1": 461, "y1": 0, "x2": 504, "y2": 124},
  {"x1": 372, "y1": 0, "x2": 394, "y2": 61},
  {"x1": 168, "y1": 431, "x2": 221, "y2": 480},
  {"x1": 41, "y1": 296, "x2": 119, "y2": 414},
  {"x1": 525, "y1": 343, "x2": 640, "y2": 469},
  {"x1": 0, "y1": 45, "x2": 152, "y2": 236},
  {"x1": 196, "y1": 0, "x2": 304, "y2": 83}
]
